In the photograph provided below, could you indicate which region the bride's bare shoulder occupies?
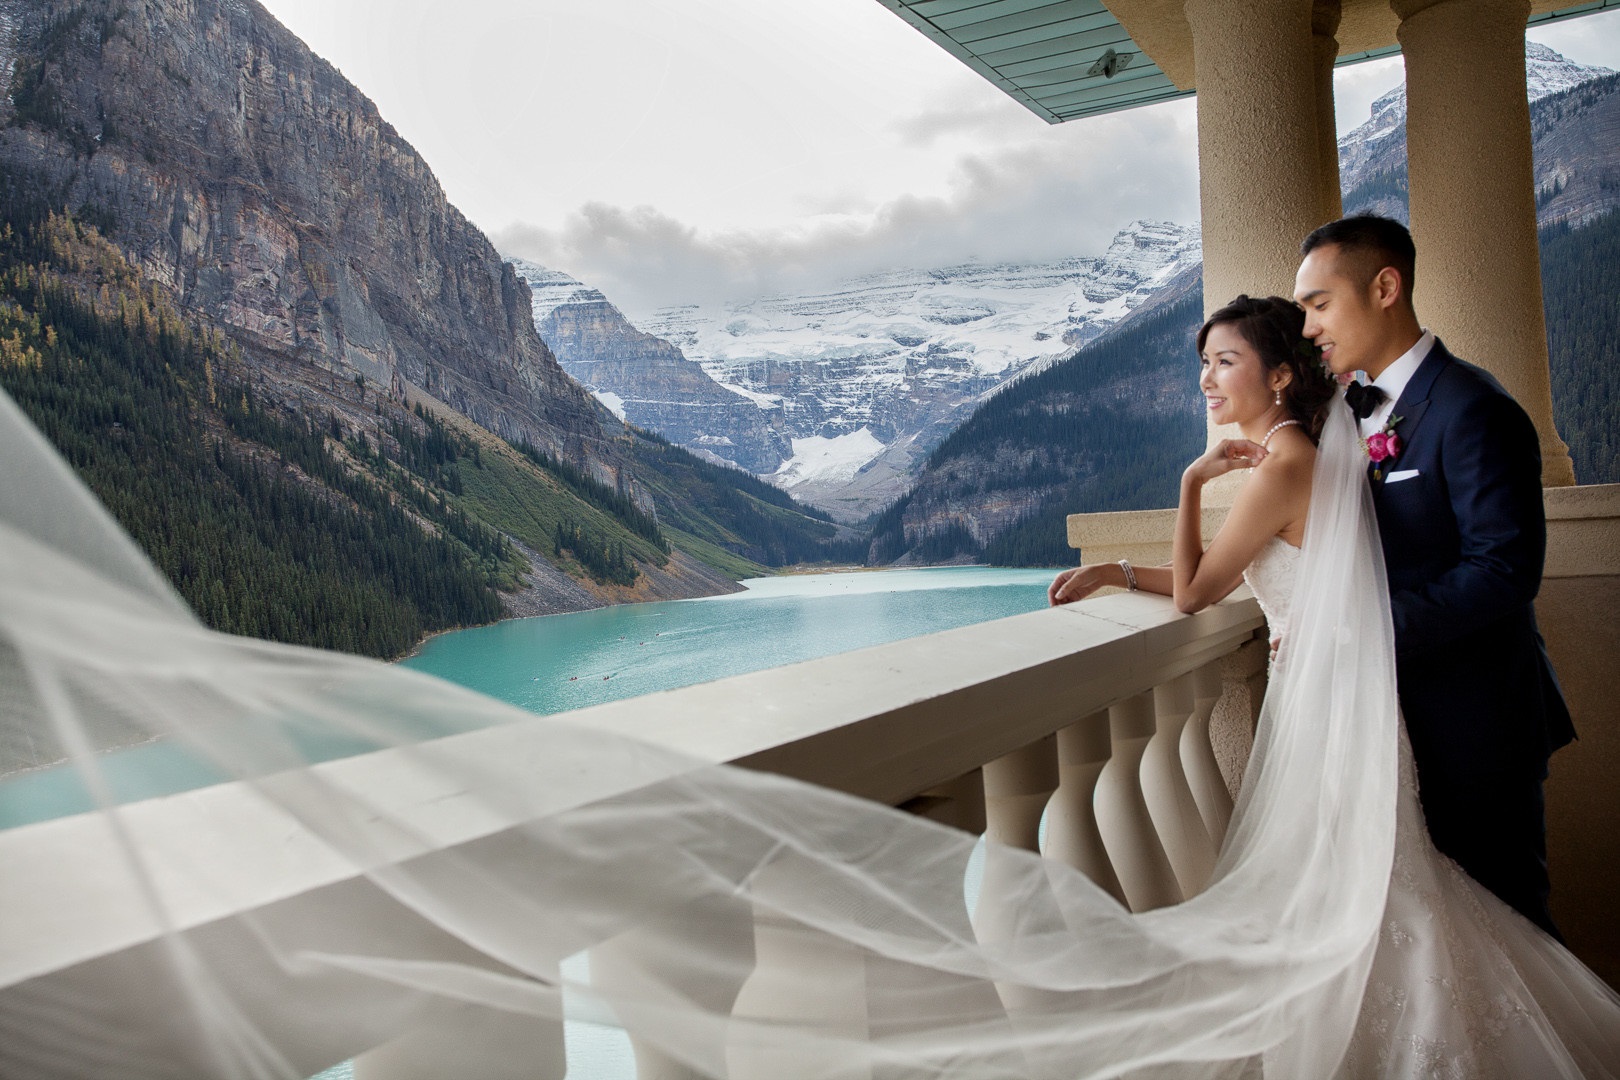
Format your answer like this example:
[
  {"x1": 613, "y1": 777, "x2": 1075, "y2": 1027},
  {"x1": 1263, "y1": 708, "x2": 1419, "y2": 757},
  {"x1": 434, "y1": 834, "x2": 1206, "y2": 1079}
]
[{"x1": 1260, "y1": 428, "x2": 1316, "y2": 482}]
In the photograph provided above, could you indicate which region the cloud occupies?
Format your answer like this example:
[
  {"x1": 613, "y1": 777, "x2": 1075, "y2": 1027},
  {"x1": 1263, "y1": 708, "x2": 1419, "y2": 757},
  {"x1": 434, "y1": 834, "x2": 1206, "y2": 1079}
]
[
  {"x1": 492, "y1": 102, "x2": 1200, "y2": 317},
  {"x1": 890, "y1": 84, "x2": 1038, "y2": 148}
]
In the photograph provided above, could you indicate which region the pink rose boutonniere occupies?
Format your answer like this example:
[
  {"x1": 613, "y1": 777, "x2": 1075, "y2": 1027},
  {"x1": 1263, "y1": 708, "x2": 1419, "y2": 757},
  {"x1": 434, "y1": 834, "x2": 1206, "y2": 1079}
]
[{"x1": 1365, "y1": 415, "x2": 1403, "y2": 480}]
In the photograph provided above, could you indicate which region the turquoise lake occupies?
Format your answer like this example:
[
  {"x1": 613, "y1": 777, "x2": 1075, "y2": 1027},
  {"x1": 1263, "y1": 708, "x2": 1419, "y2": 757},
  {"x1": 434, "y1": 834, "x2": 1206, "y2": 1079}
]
[{"x1": 400, "y1": 566, "x2": 1061, "y2": 715}]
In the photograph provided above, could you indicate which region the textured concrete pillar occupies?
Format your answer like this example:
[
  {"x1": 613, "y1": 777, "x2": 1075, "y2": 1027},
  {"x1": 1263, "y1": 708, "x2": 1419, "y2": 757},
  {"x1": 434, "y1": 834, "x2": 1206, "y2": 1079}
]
[
  {"x1": 1393, "y1": 0, "x2": 1576, "y2": 486},
  {"x1": 1186, "y1": 0, "x2": 1341, "y2": 503},
  {"x1": 1313, "y1": 0, "x2": 1346, "y2": 223},
  {"x1": 1186, "y1": 0, "x2": 1340, "y2": 311}
]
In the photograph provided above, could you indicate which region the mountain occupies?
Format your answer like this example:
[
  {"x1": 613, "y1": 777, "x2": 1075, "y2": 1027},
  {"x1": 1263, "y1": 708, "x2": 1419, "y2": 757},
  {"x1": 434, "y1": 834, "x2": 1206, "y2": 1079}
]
[
  {"x1": 867, "y1": 291, "x2": 1206, "y2": 567},
  {"x1": 515, "y1": 221, "x2": 1201, "y2": 521},
  {"x1": 1340, "y1": 43, "x2": 1617, "y2": 222},
  {"x1": 875, "y1": 44, "x2": 1620, "y2": 566},
  {"x1": 0, "y1": 0, "x2": 861, "y2": 657},
  {"x1": 0, "y1": 0, "x2": 608, "y2": 461},
  {"x1": 511, "y1": 259, "x2": 792, "y2": 473}
]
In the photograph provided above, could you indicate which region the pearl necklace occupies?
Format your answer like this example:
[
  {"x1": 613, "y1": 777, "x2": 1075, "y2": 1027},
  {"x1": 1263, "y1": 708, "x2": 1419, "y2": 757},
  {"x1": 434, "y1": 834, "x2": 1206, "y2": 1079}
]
[{"x1": 1260, "y1": 418, "x2": 1300, "y2": 450}]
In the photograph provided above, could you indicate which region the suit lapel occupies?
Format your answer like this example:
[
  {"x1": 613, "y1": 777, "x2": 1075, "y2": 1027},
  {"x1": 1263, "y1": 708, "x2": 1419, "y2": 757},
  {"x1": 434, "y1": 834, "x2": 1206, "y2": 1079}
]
[{"x1": 1371, "y1": 339, "x2": 1449, "y2": 482}]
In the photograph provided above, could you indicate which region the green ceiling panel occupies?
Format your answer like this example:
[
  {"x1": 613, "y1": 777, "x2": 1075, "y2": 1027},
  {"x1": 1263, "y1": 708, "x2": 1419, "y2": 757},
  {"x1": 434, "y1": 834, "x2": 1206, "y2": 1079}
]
[{"x1": 876, "y1": 0, "x2": 1620, "y2": 124}]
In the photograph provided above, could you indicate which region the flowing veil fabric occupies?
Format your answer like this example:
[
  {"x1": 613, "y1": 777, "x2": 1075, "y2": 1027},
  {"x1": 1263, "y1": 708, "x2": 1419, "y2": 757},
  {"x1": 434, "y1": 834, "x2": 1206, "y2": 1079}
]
[{"x1": 0, "y1": 386, "x2": 1602, "y2": 1078}]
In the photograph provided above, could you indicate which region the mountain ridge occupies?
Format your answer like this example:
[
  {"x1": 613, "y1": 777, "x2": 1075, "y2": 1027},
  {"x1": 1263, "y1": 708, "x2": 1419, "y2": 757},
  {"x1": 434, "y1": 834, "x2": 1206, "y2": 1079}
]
[
  {"x1": 514, "y1": 220, "x2": 1203, "y2": 521},
  {"x1": 0, "y1": 0, "x2": 860, "y2": 656}
]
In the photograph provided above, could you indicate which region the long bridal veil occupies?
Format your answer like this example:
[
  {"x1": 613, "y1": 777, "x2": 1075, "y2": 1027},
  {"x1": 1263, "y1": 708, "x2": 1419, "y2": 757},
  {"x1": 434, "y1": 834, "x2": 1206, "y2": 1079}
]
[{"x1": 1, "y1": 388, "x2": 1406, "y2": 1078}]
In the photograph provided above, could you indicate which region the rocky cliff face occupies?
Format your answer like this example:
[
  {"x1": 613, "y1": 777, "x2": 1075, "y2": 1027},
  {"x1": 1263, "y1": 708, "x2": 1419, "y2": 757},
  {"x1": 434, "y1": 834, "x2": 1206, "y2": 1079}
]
[
  {"x1": 0, "y1": 0, "x2": 609, "y2": 463},
  {"x1": 1339, "y1": 43, "x2": 1616, "y2": 223},
  {"x1": 1529, "y1": 72, "x2": 1620, "y2": 229},
  {"x1": 512, "y1": 260, "x2": 792, "y2": 473}
]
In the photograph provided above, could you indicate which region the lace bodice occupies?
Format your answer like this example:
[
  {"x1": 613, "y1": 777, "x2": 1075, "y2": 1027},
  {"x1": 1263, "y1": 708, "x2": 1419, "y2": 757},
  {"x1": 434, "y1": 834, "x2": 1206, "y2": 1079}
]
[{"x1": 1242, "y1": 536, "x2": 1302, "y2": 641}]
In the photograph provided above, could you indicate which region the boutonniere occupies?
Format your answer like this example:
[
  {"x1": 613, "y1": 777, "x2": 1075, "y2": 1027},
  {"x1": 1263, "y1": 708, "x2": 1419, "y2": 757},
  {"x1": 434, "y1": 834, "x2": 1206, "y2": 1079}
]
[{"x1": 1364, "y1": 415, "x2": 1403, "y2": 480}]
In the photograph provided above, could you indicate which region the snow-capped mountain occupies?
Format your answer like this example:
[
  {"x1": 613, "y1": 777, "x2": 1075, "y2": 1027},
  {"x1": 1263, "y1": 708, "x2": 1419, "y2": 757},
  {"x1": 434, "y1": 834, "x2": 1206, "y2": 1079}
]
[
  {"x1": 509, "y1": 259, "x2": 791, "y2": 473},
  {"x1": 633, "y1": 220, "x2": 1201, "y2": 519},
  {"x1": 1339, "y1": 42, "x2": 1612, "y2": 195}
]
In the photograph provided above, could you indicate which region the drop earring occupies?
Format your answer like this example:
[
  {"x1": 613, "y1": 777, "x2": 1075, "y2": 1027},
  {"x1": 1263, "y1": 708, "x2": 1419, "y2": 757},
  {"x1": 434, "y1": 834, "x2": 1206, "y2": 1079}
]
[{"x1": 1274, "y1": 388, "x2": 1282, "y2": 406}]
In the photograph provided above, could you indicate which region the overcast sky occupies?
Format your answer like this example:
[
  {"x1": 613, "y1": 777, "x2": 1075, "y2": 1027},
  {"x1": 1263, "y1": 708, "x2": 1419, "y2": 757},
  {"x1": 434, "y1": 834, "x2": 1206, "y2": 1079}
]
[{"x1": 256, "y1": 0, "x2": 1620, "y2": 318}]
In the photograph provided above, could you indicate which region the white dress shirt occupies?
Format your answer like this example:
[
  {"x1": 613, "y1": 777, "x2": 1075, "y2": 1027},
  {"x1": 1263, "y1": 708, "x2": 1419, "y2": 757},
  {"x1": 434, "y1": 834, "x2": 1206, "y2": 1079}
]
[{"x1": 1358, "y1": 330, "x2": 1434, "y2": 440}]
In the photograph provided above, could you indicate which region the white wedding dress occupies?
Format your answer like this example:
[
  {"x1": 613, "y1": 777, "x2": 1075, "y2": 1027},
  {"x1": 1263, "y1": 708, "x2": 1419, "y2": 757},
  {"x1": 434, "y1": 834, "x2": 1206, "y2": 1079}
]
[
  {"x1": 1244, "y1": 536, "x2": 1620, "y2": 1078},
  {"x1": 0, "y1": 386, "x2": 1616, "y2": 1079}
]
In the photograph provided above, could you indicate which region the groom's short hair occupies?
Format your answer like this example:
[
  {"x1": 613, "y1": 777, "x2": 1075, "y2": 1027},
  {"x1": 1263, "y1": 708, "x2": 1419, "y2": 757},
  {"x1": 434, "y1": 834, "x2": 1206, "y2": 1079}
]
[{"x1": 1301, "y1": 215, "x2": 1417, "y2": 307}]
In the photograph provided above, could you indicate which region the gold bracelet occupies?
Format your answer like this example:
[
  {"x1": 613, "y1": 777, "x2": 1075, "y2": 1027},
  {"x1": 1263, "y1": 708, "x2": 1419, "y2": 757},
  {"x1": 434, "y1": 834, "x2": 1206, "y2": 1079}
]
[{"x1": 1118, "y1": 558, "x2": 1139, "y2": 591}]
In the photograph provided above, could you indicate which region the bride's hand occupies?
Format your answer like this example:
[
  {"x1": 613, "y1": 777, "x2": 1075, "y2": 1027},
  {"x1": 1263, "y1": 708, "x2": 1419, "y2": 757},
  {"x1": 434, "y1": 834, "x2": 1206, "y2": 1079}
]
[
  {"x1": 1185, "y1": 439, "x2": 1268, "y2": 485},
  {"x1": 1049, "y1": 564, "x2": 1118, "y2": 606}
]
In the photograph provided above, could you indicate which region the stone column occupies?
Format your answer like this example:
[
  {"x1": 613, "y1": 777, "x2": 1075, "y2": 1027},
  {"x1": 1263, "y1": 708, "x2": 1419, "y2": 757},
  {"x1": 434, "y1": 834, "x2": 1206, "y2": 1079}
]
[
  {"x1": 1185, "y1": 0, "x2": 1342, "y2": 504},
  {"x1": 1186, "y1": 0, "x2": 1340, "y2": 311},
  {"x1": 1393, "y1": 0, "x2": 1576, "y2": 486},
  {"x1": 1313, "y1": 1, "x2": 1346, "y2": 224}
]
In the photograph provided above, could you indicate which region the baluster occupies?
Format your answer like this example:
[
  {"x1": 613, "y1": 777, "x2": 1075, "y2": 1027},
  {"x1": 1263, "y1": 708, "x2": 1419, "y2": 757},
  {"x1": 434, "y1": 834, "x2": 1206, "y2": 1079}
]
[
  {"x1": 590, "y1": 897, "x2": 755, "y2": 1080},
  {"x1": 728, "y1": 861, "x2": 872, "y2": 1080},
  {"x1": 353, "y1": 955, "x2": 564, "y2": 1080},
  {"x1": 1094, "y1": 691, "x2": 1182, "y2": 911},
  {"x1": 1044, "y1": 709, "x2": 1126, "y2": 905},
  {"x1": 972, "y1": 735, "x2": 1062, "y2": 1023},
  {"x1": 974, "y1": 736, "x2": 1060, "y2": 1013},
  {"x1": 1182, "y1": 660, "x2": 1235, "y2": 847},
  {"x1": 1142, "y1": 674, "x2": 1217, "y2": 898},
  {"x1": 983, "y1": 735, "x2": 1058, "y2": 853}
]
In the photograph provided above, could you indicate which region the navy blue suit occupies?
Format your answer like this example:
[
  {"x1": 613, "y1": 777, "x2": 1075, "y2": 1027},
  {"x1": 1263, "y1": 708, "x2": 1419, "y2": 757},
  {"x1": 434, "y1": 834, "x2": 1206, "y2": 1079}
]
[{"x1": 1368, "y1": 339, "x2": 1575, "y2": 935}]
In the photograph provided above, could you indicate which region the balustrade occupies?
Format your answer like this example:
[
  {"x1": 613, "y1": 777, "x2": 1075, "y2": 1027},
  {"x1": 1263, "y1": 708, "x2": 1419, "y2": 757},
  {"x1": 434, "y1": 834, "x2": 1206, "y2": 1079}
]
[{"x1": 0, "y1": 589, "x2": 1266, "y2": 1079}]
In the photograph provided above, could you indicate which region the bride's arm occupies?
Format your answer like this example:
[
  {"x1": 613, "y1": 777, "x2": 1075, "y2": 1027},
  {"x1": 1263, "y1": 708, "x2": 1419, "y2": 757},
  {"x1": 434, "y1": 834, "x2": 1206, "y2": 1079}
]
[
  {"x1": 1049, "y1": 561, "x2": 1173, "y2": 604},
  {"x1": 1172, "y1": 440, "x2": 1308, "y2": 614},
  {"x1": 1049, "y1": 439, "x2": 1308, "y2": 610}
]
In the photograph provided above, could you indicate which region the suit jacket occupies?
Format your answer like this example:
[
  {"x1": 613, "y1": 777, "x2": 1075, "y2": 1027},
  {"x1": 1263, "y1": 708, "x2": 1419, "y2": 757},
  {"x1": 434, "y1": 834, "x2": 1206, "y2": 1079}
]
[{"x1": 1367, "y1": 340, "x2": 1575, "y2": 787}]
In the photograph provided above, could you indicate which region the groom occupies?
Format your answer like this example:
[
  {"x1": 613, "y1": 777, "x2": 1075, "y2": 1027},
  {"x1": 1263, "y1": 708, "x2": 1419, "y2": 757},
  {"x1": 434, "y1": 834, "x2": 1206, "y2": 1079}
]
[{"x1": 1293, "y1": 214, "x2": 1574, "y2": 937}]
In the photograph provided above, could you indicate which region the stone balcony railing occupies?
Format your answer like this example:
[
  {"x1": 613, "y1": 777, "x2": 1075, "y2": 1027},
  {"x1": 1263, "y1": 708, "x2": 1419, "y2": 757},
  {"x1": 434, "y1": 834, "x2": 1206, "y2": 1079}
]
[{"x1": 0, "y1": 588, "x2": 1271, "y2": 1079}]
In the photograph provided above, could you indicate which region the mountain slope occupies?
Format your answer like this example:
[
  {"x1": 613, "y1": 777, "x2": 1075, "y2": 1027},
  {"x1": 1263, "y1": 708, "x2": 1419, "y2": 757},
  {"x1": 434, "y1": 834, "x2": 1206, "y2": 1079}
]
[
  {"x1": 512, "y1": 221, "x2": 1202, "y2": 521},
  {"x1": 0, "y1": 0, "x2": 868, "y2": 655},
  {"x1": 0, "y1": 194, "x2": 513, "y2": 657},
  {"x1": 514, "y1": 41, "x2": 1613, "y2": 528},
  {"x1": 1340, "y1": 49, "x2": 1619, "y2": 223},
  {"x1": 512, "y1": 259, "x2": 792, "y2": 473},
  {"x1": 867, "y1": 292, "x2": 1205, "y2": 566},
  {"x1": 0, "y1": 0, "x2": 608, "y2": 460}
]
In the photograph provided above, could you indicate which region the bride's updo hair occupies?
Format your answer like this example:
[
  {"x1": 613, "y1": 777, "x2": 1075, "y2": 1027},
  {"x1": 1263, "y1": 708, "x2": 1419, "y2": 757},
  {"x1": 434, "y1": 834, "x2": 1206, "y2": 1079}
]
[{"x1": 1196, "y1": 294, "x2": 1336, "y2": 442}]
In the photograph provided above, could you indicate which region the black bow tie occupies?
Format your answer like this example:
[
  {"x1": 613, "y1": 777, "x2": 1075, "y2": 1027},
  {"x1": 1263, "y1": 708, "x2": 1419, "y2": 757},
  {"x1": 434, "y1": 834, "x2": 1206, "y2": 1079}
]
[{"x1": 1345, "y1": 382, "x2": 1388, "y2": 421}]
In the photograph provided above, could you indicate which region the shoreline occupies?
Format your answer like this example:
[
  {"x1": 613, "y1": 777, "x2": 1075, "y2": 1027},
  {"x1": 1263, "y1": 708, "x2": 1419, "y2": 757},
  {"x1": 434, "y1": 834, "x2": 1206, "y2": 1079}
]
[{"x1": 398, "y1": 562, "x2": 1066, "y2": 661}]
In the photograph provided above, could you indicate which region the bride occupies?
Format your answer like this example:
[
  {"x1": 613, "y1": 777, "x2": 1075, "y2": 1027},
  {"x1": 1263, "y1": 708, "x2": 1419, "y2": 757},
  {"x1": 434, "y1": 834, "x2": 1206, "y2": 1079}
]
[
  {"x1": 0, "y1": 296, "x2": 1615, "y2": 1078},
  {"x1": 1054, "y1": 294, "x2": 1619, "y2": 1076}
]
